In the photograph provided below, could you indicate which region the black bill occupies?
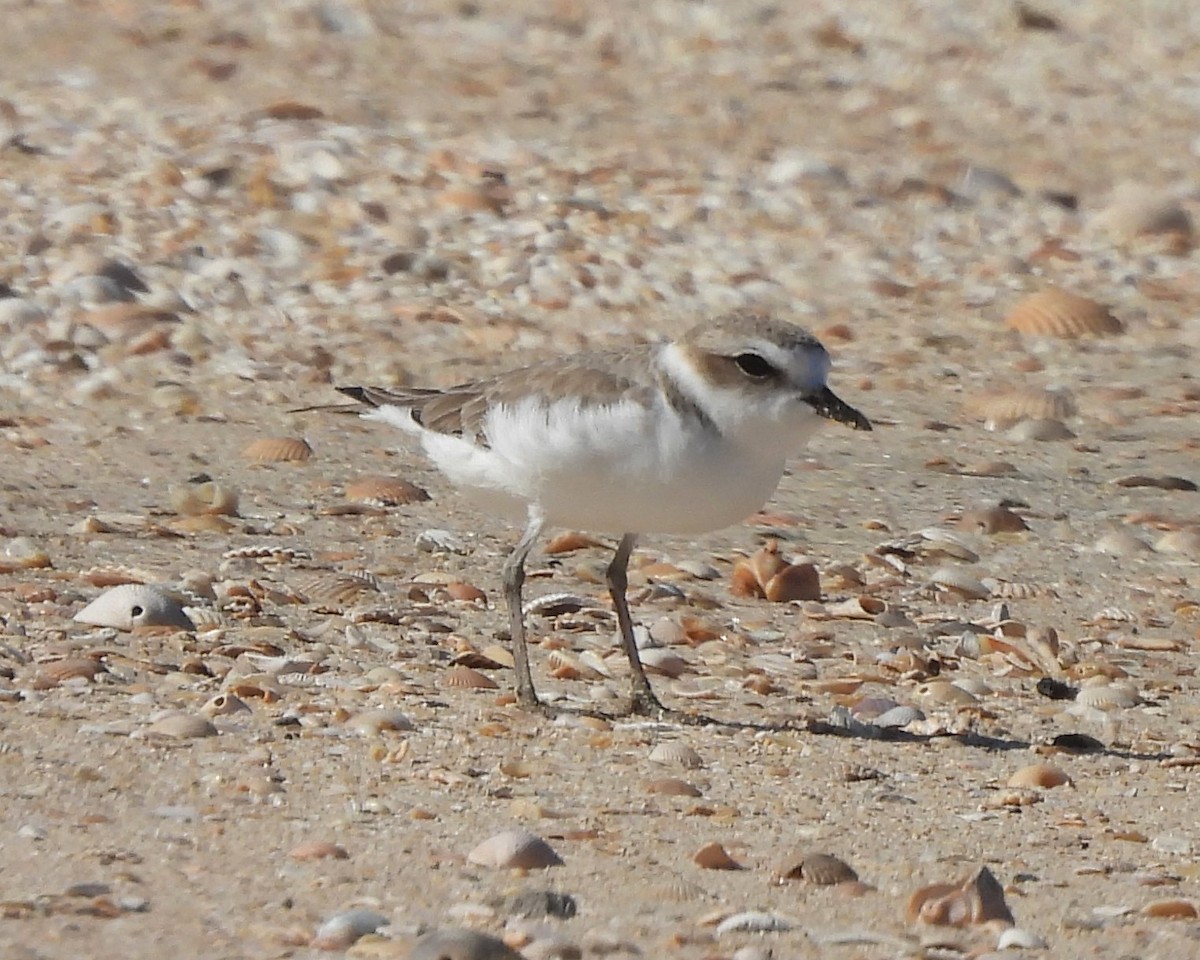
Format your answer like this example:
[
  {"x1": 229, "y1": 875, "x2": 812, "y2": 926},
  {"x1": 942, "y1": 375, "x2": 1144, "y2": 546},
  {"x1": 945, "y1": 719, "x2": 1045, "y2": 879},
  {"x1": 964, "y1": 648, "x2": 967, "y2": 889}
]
[{"x1": 805, "y1": 386, "x2": 872, "y2": 431}]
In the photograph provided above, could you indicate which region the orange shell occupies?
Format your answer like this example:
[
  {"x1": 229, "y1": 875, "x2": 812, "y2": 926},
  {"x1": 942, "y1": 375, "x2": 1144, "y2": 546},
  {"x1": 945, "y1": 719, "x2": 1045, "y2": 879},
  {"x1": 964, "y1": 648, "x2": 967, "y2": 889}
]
[
  {"x1": 1006, "y1": 288, "x2": 1123, "y2": 338},
  {"x1": 242, "y1": 436, "x2": 313, "y2": 463}
]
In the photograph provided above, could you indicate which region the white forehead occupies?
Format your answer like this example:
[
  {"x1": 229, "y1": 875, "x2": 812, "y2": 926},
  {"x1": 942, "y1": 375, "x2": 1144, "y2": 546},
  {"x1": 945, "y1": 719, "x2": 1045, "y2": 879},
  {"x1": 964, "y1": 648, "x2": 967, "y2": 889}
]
[{"x1": 752, "y1": 336, "x2": 831, "y2": 392}]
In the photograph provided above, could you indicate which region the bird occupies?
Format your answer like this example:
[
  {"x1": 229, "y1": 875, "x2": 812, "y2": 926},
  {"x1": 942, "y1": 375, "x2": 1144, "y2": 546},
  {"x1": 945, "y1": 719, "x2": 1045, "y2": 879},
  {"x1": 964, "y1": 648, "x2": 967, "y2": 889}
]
[{"x1": 335, "y1": 310, "x2": 871, "y2": 716}]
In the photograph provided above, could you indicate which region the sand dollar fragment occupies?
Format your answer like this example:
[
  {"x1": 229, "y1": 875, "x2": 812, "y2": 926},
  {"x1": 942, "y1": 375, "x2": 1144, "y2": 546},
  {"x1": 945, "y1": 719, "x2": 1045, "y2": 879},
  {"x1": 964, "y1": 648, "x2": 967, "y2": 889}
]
[
  {"x1": 74, "y1": 584, "x2": 195, "y2": 631},
  {"x1": 1006, "y1": 288, "x2": 1123, "y2": 338},
  {"x1": 467, "y1": 829, "x2": 563, "y2": 869}
]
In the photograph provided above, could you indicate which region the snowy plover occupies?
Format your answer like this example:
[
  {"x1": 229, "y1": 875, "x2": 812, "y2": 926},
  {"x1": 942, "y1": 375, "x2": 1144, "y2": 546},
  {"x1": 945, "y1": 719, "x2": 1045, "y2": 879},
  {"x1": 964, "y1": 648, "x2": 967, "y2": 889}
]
[{"x1": 338, "y1": 311, "x2": 870, "y2": 716}]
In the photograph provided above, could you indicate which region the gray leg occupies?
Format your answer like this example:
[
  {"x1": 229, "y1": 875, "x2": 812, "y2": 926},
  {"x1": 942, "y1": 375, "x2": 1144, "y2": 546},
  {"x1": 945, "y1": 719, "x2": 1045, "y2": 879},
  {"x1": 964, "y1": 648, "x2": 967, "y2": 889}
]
[
  {"x1": 502, "y1": 510, "x2": 545, "y2": 707},
  {"x1": 606, "y1": 533, "x2": 666, "y2": 715}
]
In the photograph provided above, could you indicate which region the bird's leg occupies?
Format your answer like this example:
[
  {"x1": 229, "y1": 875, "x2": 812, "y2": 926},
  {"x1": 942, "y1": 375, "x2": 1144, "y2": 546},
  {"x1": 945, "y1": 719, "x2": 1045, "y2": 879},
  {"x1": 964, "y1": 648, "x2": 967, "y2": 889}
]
[
  {"x1": 502, "y1": 511, "x2": 545, "y2": 708},
  {"x1": 607, "y1": 533, "x2": 668, "y2": 716}
]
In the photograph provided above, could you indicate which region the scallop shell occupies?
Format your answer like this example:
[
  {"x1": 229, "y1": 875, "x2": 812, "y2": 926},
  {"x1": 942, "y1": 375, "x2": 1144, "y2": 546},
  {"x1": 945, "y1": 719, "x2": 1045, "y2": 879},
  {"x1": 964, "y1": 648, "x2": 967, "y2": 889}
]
[
  {"x1": 466, "y1": 829, "x2": 563, "y2": 869},
  {"x1": 693, "y1": 842, "x2": 742, "y2": 870},
  {"x1": 773, "y1": 851, "x2": 858, "y2": 885},
  {"x1": 74, "y1": 584, "x2": 195, "y2": 631},
  {"x1": 242, "y1": 436, "x2": 313, "y2": 463},
  {"x1": 1006, "y1": 288, "x2": 1123, "y2": 338},
  {"x1": 962, "y1": 385, "x2": 1077, "y2": 428},
  {"x1": 292, "y1": 571, "x2": 380, "y2": 609},
  {"x1": 409, "y1": 927, "x2": 525, "y2": 960},
  {"x1": 146, "y1": 712, "x2": 217, "y2": 739},
  {"x1": 1075, "y1": 680, "x2": 1140, "y2": 710},
  {"x1": 1007, "y1": 763, "x2": 1072, "y2": 789},
  {"x1": 649, "y1": 741, "x2": 704, "y2": 769},
  {"x1": 441, "y1": 665, "x2": 499, "y2": 690},
  {"x1": 344, "y1": 474, "x2": 430, "y2": 505}
]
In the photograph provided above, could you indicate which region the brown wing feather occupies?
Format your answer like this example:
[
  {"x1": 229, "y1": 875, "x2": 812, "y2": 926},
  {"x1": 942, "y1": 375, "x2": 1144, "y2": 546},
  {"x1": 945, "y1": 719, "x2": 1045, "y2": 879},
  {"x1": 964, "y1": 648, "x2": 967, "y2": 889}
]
[{"x1": 338, "y1": 348, "x2": 663, "y2": 447}]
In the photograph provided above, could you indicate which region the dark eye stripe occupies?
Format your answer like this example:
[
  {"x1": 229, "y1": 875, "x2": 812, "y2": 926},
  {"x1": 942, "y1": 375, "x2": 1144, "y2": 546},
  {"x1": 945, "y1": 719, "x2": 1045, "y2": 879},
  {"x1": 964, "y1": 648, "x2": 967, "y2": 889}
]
[{"x1": 733, "y1": 353, "x2": 776, "y2": 378}]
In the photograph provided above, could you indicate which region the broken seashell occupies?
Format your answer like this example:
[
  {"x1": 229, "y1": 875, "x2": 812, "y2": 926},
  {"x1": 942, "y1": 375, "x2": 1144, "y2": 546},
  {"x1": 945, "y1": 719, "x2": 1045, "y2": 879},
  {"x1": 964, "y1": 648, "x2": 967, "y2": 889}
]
[
  {"x1": 1006, "y1": 287, "x2": 1123, "y2": 338},
  {"x1": 908, "y1": 866, "x2": 1014, "y2": 928},
  {"x1": 648, "y1": 741, "x2": 704, "y2": 769},
  {"x1": 956, "y1": 505, "x2": 1028, "y2": 535},
  {"x1": 311, "y1": 909, "x2": 389, "y2": 950},
  {"x1": 344, "y1": 474, "x2": 430, "y2": 505},
  {"x1": 1007, "y1": 763, "x2": 1072, "y2": 789},
  {"x1": 645, "y1": 777, "x2": 703, "y2": 797},
  {"x1": 731, "y1": 540, "x2": 820, "y2": 602},
  {"x1": 773, "y1": 851, "x2": 858, "y2": 885},
  {"x1": 467, "y1": 829, "x2": 563, "y2": 870},
  {"x1": 1091, "y1": 183, "x2": 1193, "y2": 243},
  {"x1": 929, "y1": 567, "x2": 990, "y2": 601},
  {"x1": 823, "y1": 596, "x2": 887, "y2": 620},
  {"x1": 1140, "y1": 898, "x2": 1199, "y2": 920},
  {"x1": 289, "y1": 840, "x2": 349, "y2": 861},
  {"x1": 1156, "y1": 528, "x2": 1200, "y2": 556},
  {"x1": 715, "y1": 911, "x2": 792, "y2": 934},
  {"x1": 1095, "y1": 529, "x2": 1152, "y2": 557},
  {"x1": 34, "y1": 657, "x2": 106, "y2": 687},
  {"x1": 346, "y1": 709, "x2": 415, "y2": 735},
  {"x1": 242, "y1": 436, "x2": 313, "y2": 463},
  {"x1": 168, "y1": 480, "x2": 239, "y2": 517},
  {"x1": 200, "y1": 693, "x2": 250, "y2": 717},
  {"x1": 146, "y1": 712, "x2": 217, "y2": 739},
  {"x1": 74, "y1": 584, "x2": 195, "y2": 631},
  {"x1": 409, "y1": 927, "x2": 525, "y2": 960},
  {"x1": 693, "y1": 842, "x2": 742, "y2": 870},
  {"x1": 1006, "y1": 418, "x2": 1074, "y2": 442},
  {"x1": 639, "y1": 647, "x2": 689, "y2": 678}
]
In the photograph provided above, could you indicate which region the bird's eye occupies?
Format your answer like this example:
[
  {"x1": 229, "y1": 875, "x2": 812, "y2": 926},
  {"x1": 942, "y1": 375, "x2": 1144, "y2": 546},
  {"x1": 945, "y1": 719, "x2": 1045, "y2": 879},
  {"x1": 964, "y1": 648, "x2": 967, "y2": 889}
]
[{"x1": 733, "y1": 353, "x2": 775, "y2": 379}]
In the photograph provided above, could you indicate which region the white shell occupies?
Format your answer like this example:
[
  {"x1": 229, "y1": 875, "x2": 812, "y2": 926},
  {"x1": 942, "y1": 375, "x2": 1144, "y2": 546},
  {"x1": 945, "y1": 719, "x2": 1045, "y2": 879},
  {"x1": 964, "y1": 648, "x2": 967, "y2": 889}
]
[
  {"x1": 74, "y1": 584, "x2": 195, "y2": 631},
  {"x1": 466, "y1": 829, "x2": 563, "y2": 869},
  {"x1": 716, "y1": 911, "x2": 793, "y2": 935},
  {"x1": 649, "y1": 741, "x2": 704, "y2": 769},
  {"x1": 1076, "y1": 681, "x2": 1140, "y2": 710},
  {"x1": 929, "y1": 567, "x2": 991, "y2": 600}
]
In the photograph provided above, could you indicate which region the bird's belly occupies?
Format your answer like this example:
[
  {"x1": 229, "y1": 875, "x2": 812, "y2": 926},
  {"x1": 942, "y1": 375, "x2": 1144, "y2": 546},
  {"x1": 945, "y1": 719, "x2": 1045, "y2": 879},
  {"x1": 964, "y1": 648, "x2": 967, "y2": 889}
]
[{"x1": 537, "y1": 452, "x2": 786, "y2": 534}]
